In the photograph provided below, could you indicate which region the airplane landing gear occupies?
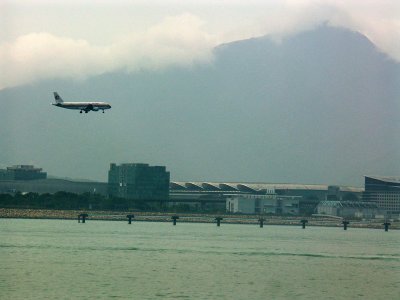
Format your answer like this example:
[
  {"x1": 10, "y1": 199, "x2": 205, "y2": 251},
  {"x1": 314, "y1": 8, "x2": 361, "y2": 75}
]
[
  {"x1": 80, "y1": 110, "x2": 82, "y2": 113},
  {"x1": 102, "y1": 110, "x2": 105, "y2": 113}
]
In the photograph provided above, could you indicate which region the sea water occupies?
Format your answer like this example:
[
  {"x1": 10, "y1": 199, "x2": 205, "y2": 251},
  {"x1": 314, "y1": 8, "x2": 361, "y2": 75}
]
[{"x1": 0, "y1": 219, "x2": 399, "y2": 299}]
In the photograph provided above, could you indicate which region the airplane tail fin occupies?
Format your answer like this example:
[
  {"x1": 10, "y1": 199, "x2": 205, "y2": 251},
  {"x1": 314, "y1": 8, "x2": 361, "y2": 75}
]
[{"x1": 53, "y1": 92, "x2": 63, "y2": 104}]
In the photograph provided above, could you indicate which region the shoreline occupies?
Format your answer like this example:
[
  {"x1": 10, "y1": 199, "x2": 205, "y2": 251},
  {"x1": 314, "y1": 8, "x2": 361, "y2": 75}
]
[{"x1": 1, "y1": 208, "x2": 398, "y2": 230}]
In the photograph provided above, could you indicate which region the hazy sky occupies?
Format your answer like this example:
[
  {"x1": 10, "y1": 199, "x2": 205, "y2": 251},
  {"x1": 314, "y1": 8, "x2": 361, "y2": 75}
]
[
  {"x1": 1, "y1": 1, "x2": 399, "y2": 186},
  {"x1": 1, "y1": 0, "x2": 399, "y2": 90}
]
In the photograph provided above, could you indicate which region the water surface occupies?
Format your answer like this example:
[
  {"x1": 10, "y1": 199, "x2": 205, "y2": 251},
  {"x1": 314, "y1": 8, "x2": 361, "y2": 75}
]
[{"x1": 1, "y1": 219, "x2": 399, "y2": 299}]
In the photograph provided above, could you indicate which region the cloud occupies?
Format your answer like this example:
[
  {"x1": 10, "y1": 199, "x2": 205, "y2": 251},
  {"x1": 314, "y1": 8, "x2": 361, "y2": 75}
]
[
  {"x1": 215, "y1": 1, "x2": 399, "y2": 62},
  {"x1": 255, "y1": 1, "x2": 400, "y2": 61},
  {"x1": 0, "y1": 14, "x2": 216, "y2": 90},
  {"x1": 113, "y1": 14, "x2": 217, "y2": 71},
  {"x1": 1, "y1": 1, "x2": 399, "y2": 90},
  {"x1": 0, "y1": 34, "x2": 108, "y2": 89}
]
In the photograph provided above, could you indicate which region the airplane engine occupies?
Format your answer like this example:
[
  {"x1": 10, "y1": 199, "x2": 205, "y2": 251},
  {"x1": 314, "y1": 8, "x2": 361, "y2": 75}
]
[{"x1": 92, "y1": 107, "x2": 99, "y2": 111}]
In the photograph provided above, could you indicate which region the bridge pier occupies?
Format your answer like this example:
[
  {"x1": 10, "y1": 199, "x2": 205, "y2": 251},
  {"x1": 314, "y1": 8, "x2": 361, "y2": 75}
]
[
  {"x1": 383, "y1": 221, "x2": 391, "y2": 232},
  {"x1": 78, "y1": 213, "x2": 88, "y2": 223},
  {"x1": 127, "y1": 214, "x2": 135, "y2": 224},
  {"x1": 171, "y1": 215, "x2": 179, "y2": 225},
  {"x1": 300, "y1": 219, "x2": 308, "y2": 229},
  {"x1": 258, "y1": 217, "x2": 265, "y2": 228},
  {"x1": 342, "y1": 220, "x2": 350, "y2": 230},
  {"x1": 215, "y1": 217, "x2": 223, "y2": 227}
]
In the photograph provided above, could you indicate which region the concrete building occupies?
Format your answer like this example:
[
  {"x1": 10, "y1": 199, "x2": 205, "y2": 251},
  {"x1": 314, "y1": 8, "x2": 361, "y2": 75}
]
[
  {"x1": 317, "y1": 201, "x2": 379, "y2": 219},
  {"x1": 0, "y1": 169, "x2": 13, "y2": 181},
  {"x1": 226, "y1": 193, "x2": 301, "y2": 215},
  {"x1": 326, "y1": 186, "x2": 341, "y2": 200},
  {"x1": 0, "y1": 165, "x2": 47, "y2": 180},
  {"x1": 108, "y1": 163, "x2": 170, "y2": 200},
  {"x1": 167, "y1": 191, "x2": 226, "y2": 211},
  {"x1": 0, "y1": 178, "x2": 107, "y2": 195},
  {"x1": 171, "y1": 181, "x2": 362, "y2": 214},
  {"x1": 363, "y1": 176, "x2": 400, "y2": 216}
]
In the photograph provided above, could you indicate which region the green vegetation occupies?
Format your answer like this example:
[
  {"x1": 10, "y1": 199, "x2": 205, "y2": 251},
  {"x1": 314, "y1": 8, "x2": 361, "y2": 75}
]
[
  {"x1": 0, "y1": 192, "x2": 155, "y2": 211},
  {"x1": 0, "y1": 192, "x2": 227, "y2": 213}
]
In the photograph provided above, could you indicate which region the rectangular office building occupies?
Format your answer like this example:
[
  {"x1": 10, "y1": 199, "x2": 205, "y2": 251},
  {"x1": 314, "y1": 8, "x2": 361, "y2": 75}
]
[{"x1": 108, "y1": 163, "x2": 170, "y2": 200}]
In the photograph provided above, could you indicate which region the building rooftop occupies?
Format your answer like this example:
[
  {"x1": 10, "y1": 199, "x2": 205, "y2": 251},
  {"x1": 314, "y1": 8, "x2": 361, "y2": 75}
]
[
  {"x1": 318, "y1": 201, "x2": 378, "y2": 209},
  {"x1": 365, "y1": 175, "x2": 400, "y2": 185},
  {"x1": 7, "y1": 165, "x2": 43, "y2": 171},
  {"x1": 170, "y1": 181, "x2": 363, "y2": 193}
]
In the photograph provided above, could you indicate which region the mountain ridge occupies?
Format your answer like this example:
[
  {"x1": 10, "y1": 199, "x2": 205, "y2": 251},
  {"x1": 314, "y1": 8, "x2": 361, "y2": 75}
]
[{"x1": 1, "y1": 25, "x2": 399, "y2": 186}]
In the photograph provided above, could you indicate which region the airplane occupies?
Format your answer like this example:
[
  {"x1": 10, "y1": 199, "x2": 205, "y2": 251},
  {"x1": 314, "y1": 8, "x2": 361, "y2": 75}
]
[{"x1": 52, "y1": 92, "x2": 111, "y2": 113}]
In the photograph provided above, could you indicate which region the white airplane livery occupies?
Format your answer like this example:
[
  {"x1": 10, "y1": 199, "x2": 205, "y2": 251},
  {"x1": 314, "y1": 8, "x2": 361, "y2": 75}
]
[{"x1": 52, "y1": 92, "x2": 111, "y2": 113}]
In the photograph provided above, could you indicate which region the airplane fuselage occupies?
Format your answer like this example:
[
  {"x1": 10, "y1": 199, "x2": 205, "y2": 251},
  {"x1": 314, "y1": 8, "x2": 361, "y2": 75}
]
[
  {"x1": 52, "y1": 92, "x2": 111, "y2": 113},
  {"x1": 53, "y1": 102, "x2": 111, "y2": 111}
]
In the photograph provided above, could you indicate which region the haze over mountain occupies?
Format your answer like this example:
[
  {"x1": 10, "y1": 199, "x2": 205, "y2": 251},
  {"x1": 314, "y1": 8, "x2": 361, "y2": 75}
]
[{"x1": 1, "y1": 26, "x2": 399, "y2": 186}]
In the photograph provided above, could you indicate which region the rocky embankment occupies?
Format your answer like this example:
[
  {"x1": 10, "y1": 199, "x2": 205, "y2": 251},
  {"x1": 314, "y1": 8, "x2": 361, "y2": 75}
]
[{"x1": 0, "y1": 208, "x2": 398, "y2": 229}]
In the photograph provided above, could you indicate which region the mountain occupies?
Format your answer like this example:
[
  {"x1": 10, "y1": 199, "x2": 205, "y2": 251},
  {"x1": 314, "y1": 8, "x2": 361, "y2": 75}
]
[{"x1": 1, "y1": 25, "x2": 399, "y2": 186}]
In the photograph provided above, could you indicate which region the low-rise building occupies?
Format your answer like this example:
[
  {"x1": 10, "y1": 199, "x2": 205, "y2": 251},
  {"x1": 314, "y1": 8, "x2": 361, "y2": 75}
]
[
  {"x1": 0, "y1": 165, "x2": 47, "y2": 180},
  {"x1": 0, "y1": 169, "x2": 13, "y2": 181},
  {"x1": 172, "y1": 181, "x2": 362, "y2": 214},
  {"x1": 226, "y1": 194, "x2": 301, "y2": 215},
  {"x1": 316, "y1": 201, "x2": 379, "y2": 218},
  {"x1": 0, "y1": 178, "x2": 107, "y2": 195}
]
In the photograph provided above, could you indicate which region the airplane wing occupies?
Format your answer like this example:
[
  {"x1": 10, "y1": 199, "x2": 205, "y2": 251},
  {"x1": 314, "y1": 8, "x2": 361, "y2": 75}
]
[{"x1": 84, "y1": 104, "x2": 94, "y2": 112}]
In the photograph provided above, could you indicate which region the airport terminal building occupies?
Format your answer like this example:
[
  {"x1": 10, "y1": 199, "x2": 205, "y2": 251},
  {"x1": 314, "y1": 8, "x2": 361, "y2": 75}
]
[
  {"x1": 169, "y1": 182, "x2": 363, "y2": 214},
  {"x1": 1, "y1": 163, "x2": 370, "y2": 216},
  {"x1": 363, "y1": 176, "x2": 400, "y2": 216},
  {"x1": 226, "y1": 194, "x2": 302, "y2": 215},
  {"x1": 316, "y1": 201, "x2": 379, "y2": 218}
]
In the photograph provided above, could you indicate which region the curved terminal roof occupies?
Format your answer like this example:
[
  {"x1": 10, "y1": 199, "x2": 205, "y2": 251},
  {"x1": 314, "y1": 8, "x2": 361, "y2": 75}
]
[
  {"x1": 185, "y1": 182, "x2": 203, "y2": 190},
  {"x1": 201, "y1": 183, "x2": 221, "y2": 191},
  {"x1": 318, "y1": 201, "x2": 377, "y2": 208},
  {"x1": 219, "y1": 183, "x2": 239, "y2": 191},
  {"x1": 365, "y1": 175, "x2": 400, "y2": 185},
  {"x1": 170, "y1": 182, "x2": 186, "y2": 190},
  {"x1": 170, "y1": 181, "x2": 363, "y2": 193}
]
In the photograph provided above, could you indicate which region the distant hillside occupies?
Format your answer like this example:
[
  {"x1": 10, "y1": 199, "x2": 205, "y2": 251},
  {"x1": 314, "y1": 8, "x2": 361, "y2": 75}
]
[
  {"x1": 1, "y1": 25, "x2": 399, "y2": 186},
  {"x1": 47, "y1": 175, "x2": 101, "y2": 183}
]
